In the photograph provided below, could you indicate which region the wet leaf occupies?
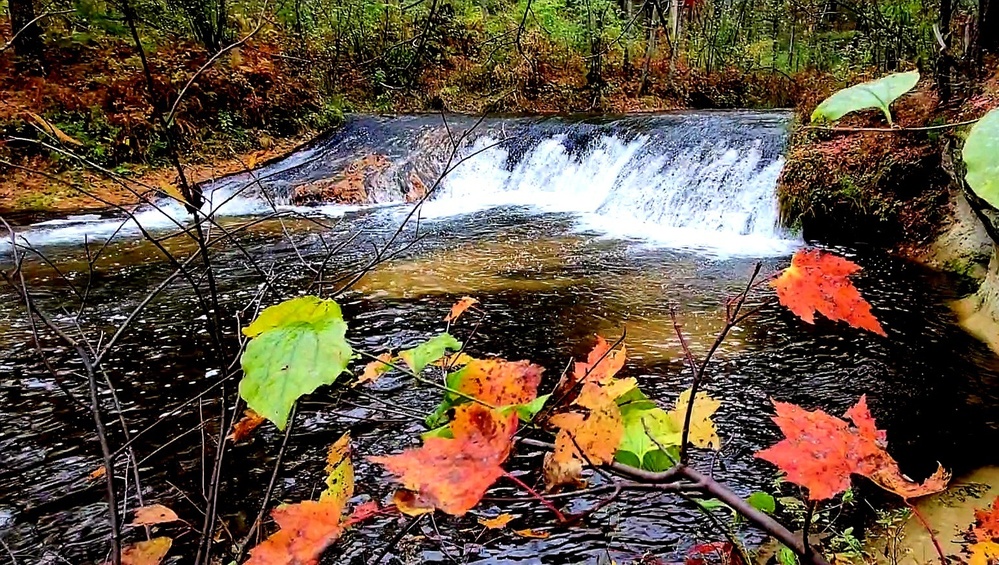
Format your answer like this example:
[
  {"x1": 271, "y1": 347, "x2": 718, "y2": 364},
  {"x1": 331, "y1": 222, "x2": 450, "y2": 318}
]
[
  {"x1": 444, "y1": 296, "x2": 479, "y2": 322},
  {"x1": 747, "y1": 491, "x2": 776, "y2": 514},
  {"x1": 686, "y1": 541, "x2": 739, "y2": 565},
  {"x1": 239, "y1": 297, "x2": 351, "y2": 430},
  {"x1": 131, "y1": 504, "x2": 180, "y2": 526},
  {"x1": 399, "y1": 333, "x2": 462, "y2": 374},
  {"x1": 431, "y1": 352, "x2": 475, "y2": 369},
  {"x1": 573, "y1": 336, "x2": 627, "y2": 386},
  {"x1": 228, "y1": 409, "x2": 266, "y2": 443},
  {"x1": 371, "y1": 403, "x2": 518, "y2": 516},
  {"x1": 669, "y1": 388, "x2": 721, "y2": 449},
  {"x1": 89, "y1": 465, "x2": 107, "y2": 480},
  {"x1": 973, "y1": 497, "x2": 999, "y2": 542},
  {"x1": 391, "y1": 489, "x2": 436, "y2": 516},
  {"x1": 772, "y1": 249, "x2": 886, "y2": 336},
  {"x1": 756, "y1": 396, "x2": 949, "y2": 501},
  {"x1": 478, "y1": 513, "x2": 514, "y2": 529},
  {"x1": 543, "y1": 449, "x2": 585, "y2": 490},
  {"x1": 963, "y1": 108, "x2": 999, "y2": 209},
  {"x1": 120, "y1": 537, "x2": 172, "y2": 565},
  {"x1": 245, "y1": 500, "x2": 344, "y2": 565},
  {"x1": 810, "y1": 70, "x2": 919, "y2": 124},
  {"x1": 969, "y1": 541, "x2": 999, "y2": 565},
  {"x1": 514, "y1": 528, "x2": 551, "y2": 539},
  {"x1": 357, "y1": 352, "x2": 394, "y2": 386},
  {"x1": 321, "y1": 433, "x2": 354, "y2": 508}
]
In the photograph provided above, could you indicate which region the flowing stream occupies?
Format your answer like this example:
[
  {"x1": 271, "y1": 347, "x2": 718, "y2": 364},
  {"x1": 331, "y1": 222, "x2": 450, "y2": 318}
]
[{"x1": 1, "y1": 112, "x2": 997, "y2": 564}]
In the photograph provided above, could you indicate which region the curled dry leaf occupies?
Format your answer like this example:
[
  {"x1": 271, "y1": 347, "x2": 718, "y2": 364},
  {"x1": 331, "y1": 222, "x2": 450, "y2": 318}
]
[
  {"x1": 444, "y1": 296, "x2": 479, "y2": 322},
  {"x1": 772, "y1": 249, "x2": 886, "y2": 336},
  {"x1": 119, "y1": 537, "x2": 172, "y2": 565},
  {"x1": 357, "y1": 352, "x2": 394, "y2": 386},
  {"x1": 756, "y1": 395, "x2": 949, "y2": 501},
  {"x1": 228, "y1": 409, "x2": 267, "y2": 443},
  {"x1": 478, "y1": 513, "x2": 515, "y2": 529},
  {"x1": 131, "y1": 504, "x2": 180, "y2": 526},
  {"x1": 371, "y1": 403, "x2": 518, "y2": 516}
]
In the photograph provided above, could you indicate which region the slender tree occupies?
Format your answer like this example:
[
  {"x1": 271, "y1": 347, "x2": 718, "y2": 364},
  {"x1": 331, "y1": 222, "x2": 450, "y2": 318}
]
[{"x1": 7, "y1": 0, "x2": 43, "y2": 61}]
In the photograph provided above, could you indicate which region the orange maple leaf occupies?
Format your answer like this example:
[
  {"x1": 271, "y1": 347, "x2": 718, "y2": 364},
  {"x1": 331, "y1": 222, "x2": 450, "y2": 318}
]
[
  {"x1": 545, "y1": 381, "x2": 624, "y2": 489},
  {"x1": 228, "y1": 409, "x2": 266, "y2": 443},
  {"x1": 370, "y1": 403, "x2": 518, "y2": 515},
  {"x1": 974, "y1": 497, "x2": 999, "y2": 543},
  {"x1": 245, "y1": 500, "x2": 344, "y2": 565},
  {"x1": 444, "y1": 296, "x2": 479, "y2": 322},
  {"x1": 756, "y1": 396, "x2": 949, "y2": 501},
  {"x1": 573, "y1": 336, "x2": 627, "y2": 385},
  {"x1": 772, "y1": 249, "x2": 886, "y2": 336},
  {"x1": 454, "y1": 359, "x2": 544, "y2": 407}
]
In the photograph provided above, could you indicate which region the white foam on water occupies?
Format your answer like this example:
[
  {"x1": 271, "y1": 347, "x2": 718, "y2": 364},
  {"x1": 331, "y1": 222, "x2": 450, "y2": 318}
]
[{"x1": 420, "y1": 134, "x2": 797, "y2": 256}]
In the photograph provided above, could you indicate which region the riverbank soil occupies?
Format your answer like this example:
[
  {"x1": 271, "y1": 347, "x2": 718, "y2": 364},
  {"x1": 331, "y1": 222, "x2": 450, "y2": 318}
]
[{"x1": 777, "y1": 61, "x2": 999, "y2": 355}]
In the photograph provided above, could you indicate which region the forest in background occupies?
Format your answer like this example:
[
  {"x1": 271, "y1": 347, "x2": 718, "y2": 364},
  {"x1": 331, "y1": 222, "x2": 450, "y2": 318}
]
[{"x1": 2, "y1": 0, "x2": 999, "y2": 166}]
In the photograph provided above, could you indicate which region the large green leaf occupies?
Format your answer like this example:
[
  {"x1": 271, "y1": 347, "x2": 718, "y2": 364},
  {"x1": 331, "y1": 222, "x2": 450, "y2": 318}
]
[
  {"x1": 811, "y1": 70, "x2": 919, "y2": 124},
  {"x1": 399, "y1": 333, "x2": 461, "y2": 375},
  {"x1": 963, "y1": 108, "x2": 999, "y2": 209},
  {"x1": 615, "y1": 404, "x2": 681, "y2": 471},
  {"x1": 242, "y1": 295, "x2": 343, "y2": 338},
  {"x1": 239, "y1": 299, "x2": 351, "y2": 430}
]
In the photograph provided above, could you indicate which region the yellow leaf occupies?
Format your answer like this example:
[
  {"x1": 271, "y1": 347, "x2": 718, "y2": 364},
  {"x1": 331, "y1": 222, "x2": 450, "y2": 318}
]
[
  {"x1": 320, "y1": 432, "x2": 354, "y2": 508},
  {"x1": 430, "y1": 352, "x2": 475, "y2": 369},
  {"x1": 478, "y1": 513, "x2": 514, "y2": 529},
  {"x1": 970, "y1": 541, "x2": 999, "y2": 565},
  {"x1": 669, "y1": 388, "x2": 721, "y2": 449},
  {"x1": 514, "y1": 528, "x2": 550, "y2": 539},
  {"x1": 120, "y1": 537, "x2": 172, "y2": 565},
  {"x1": 391, "y1": 489, "x2": 435, "y2": 516},
  {"x1": 444, "y1": 296, "x2": 478, "y2": 322}
]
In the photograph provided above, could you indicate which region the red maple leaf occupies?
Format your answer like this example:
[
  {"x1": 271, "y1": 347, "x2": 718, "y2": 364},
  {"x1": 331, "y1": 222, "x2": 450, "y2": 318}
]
[
  {"x1": 756, "y1": 395, "x2": 949, "y2": 501},
  {"x1": 370, "y1": 403, "x2": 518, "y2": 515},
  {"x1": 974, "y1": 497, "x2": 999, "y2": 543},
  {"x1": 772, "y1": 249, "x2": 886, "y2": 336}
]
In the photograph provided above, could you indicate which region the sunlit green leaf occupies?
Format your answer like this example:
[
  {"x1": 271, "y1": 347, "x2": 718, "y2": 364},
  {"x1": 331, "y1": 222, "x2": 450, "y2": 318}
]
[
  {"x1": 778, "y1": 545, "x2": 799, "y2": 565},
  {"x1": 239, "y1": 301, "x2": 351, "y2": 430},
  {"x1": 615, "y1": 405, "x2": 681, "y2": 471},
  {"x1": 963, "y1": 108, "x2": 999, "y2": 209},
  {"x1": 747, "y1": 491, "x2": 776, "y2": 514},
  {"x1": 811, "y1": 70, "x2": 919, "y2": 124},
  {"x1": 242, "y1": 295, "x2": 343, "y2": 338},
  {"x1": 399, "y1": 333, "x2": 462, "y2": 375}
]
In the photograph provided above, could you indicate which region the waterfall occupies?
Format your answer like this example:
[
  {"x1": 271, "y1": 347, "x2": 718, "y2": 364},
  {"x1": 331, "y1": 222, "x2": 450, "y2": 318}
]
[{"x1": 2, "y1": 112, "x2": 797, "y2": 256}]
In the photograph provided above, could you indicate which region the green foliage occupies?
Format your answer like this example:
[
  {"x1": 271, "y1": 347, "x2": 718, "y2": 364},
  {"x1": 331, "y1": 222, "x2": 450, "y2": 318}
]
[
  {"x1": 811, "y1": 71, "x2": 920, "y2": 124},
  {"x1": 615, "y1": 392, "x2": 681, "y2": 471},
  {"x1": 239, "y1": 296, "x2": 352, "y2": 429},
  {"x1": 747, "y1": 491, "x2": 776, "y2": 514},
  {"x1": 399, "y1": 333, "x2": 461, "y2": 375},
  {"x1": 962, "y1": 109, "x2": 999, "y2": 209}
]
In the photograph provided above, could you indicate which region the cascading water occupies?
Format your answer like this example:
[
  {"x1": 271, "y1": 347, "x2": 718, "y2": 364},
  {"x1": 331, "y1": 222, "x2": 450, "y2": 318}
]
[{"x1": 2, "y1": 112, "x2": 797, "y2": 256}]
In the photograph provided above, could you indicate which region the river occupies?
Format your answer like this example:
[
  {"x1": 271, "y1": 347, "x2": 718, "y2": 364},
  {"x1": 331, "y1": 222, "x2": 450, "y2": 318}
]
[{"x1": 1, "y1": 112, "x2": 997, "y2": 564}]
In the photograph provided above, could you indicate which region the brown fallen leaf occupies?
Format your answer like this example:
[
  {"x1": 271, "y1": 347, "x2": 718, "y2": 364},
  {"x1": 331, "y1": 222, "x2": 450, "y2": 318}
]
[
  {"x1": 514, "y1": 528, "x2": 550, "y2": 539},
  {"x1": 357, "y1": 352, "x2": 394, "y2": 386},
  {"x1": 228, "y1": 409, "x2": 266, "y2": 443},
  {"x1": 131, "y1": 504, "x2": 180, "y2": 526}
]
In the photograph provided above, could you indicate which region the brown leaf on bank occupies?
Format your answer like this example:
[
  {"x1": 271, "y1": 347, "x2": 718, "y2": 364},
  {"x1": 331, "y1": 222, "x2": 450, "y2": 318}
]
[
  {"x1": 131, "y1": 504, "x2": 180, "y2": 526},
  {"x1": 357, "y1": 352, "x2": 394, "y2": 386},
  {"x1": 478, "y1": 513, "x2": 515, "y2": 529}
]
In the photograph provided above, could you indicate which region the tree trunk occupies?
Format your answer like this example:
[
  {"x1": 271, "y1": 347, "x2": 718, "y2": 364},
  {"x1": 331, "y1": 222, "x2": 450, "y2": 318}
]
[
  {"x1": 981, "y1": 0, "x2": 998, "y2": 55},
  {"x1": 8, "y1": 0, "x2": 43, "y2": 61},
  {"x1": 937, "y1": 0, "x2": 953, "y2": 101}
]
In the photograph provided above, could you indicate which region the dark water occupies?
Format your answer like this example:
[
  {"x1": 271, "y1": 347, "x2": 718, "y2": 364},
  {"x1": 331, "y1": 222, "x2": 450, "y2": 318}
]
[{"x1": 1, "y1": 115, "x2": 998, "y2": 565}]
